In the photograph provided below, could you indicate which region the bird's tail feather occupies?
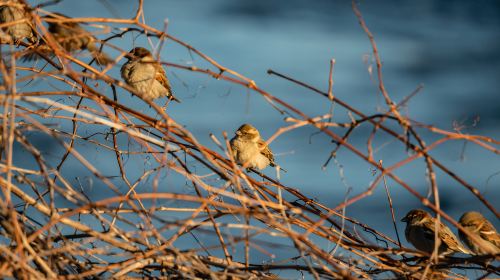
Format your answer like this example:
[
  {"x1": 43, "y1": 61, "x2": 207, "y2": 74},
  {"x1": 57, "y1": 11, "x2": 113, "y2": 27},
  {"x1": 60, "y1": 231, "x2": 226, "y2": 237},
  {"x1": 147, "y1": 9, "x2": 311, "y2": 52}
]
[
  {"x1": 271, "y1": 163, "x2": 287, "y2": 173},
  {"x1": 20, "y1": 44, "x2": 52, "y2": 62},
  {"x1": 169, "y1": 94, "x2": 181, "y2": 103},
  {"x1": 458, "y1": 244, "x2": 472, "y2": 255}
]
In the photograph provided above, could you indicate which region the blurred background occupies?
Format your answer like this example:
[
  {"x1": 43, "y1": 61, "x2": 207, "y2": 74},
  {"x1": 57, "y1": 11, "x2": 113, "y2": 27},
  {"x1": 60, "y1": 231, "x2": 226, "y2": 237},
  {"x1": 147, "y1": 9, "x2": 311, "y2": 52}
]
[{"x1": 16, "y1": 0, "x2": 499, "y2": 273}]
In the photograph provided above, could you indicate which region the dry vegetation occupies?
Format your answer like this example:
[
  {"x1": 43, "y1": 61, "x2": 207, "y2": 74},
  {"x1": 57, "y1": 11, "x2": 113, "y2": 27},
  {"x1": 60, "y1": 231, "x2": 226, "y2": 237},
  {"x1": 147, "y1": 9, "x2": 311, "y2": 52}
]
[{"x1": 0, "y1": 0, "x2": 498, "y2": 279}]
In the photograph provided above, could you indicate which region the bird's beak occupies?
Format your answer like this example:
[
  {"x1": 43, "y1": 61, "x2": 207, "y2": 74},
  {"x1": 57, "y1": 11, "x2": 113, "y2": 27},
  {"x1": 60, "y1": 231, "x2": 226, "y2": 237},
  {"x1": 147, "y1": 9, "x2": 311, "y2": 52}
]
[
  {"x1": 236, "y1": 131, "x2": 242, "y2": 136},
  {"x1": 123, "y1": 52, "x2": 134, "y2": 59},
  {"x1": 401, "y1": 216, "x2": 408, "y2": 222}
]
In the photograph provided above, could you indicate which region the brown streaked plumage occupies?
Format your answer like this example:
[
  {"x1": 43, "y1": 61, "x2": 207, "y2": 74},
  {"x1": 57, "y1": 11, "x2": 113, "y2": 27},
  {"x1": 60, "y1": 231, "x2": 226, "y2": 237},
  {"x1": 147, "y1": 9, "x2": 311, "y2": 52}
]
[
  {"x1": 230, "y1": 124, "x2": 278, "y2": 171},
  {"x1": 47, "y1": 13, "x2": 111, "y2": 65},
  {"x1": 121, "y1": 47, "x2": 180, "y2": 102},
  {"x1": 155, "y1": 64, "x2": 173, "y2": 96},
  {"x1": 258, "y1": 138, "x2": 276, "y2": 167},
  {"x1": 24, "y1": 12, "x2": 111, "y2": 65},
  {"x1": 0, "y1": 0, "x2": 37, "y2": 44},
  {"x1": 458, "y1": 211, "x2": 500, "y2": 255},
  {"x1": 401, "y1": 209, "x2": 470, "y2": 255}
]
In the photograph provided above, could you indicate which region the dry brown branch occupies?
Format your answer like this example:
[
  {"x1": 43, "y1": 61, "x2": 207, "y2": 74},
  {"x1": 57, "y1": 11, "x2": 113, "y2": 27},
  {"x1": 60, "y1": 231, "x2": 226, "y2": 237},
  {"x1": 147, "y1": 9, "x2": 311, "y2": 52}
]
[{"x1": 0, "y1": 0, "x2": 497, "y2": 279}]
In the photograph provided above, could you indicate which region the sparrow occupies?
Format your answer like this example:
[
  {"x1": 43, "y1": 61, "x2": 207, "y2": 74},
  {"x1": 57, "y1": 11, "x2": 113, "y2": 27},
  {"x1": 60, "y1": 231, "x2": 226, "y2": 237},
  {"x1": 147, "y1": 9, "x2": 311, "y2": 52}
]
[
  {"x1": 458, "y1": 211, "x2": 500, "y2": 255},
  {"x1": 24, "y1": 12, "x2": 112, "y2": 65},
  {"x1": 401, "y1": 209, "x2": 470, "y2": 255},
  {"x1": 230, "y1": 124, "x2": 278, "y2": 171},
  {"x1": 0, "y1": 0, "x2": 37, "y2": 44},
  {"x1": 121, "y1": 47, "x2": 180, "y2": 102}
]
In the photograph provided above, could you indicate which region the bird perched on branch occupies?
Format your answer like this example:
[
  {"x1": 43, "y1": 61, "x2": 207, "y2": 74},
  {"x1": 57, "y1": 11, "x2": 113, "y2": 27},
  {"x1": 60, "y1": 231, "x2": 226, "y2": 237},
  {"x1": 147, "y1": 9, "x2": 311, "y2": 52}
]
[
  {"x1": 230, "y1": 124, "x2": 282, "y2": 172},
  {"x1": 458, "y1": 211, "x2": 500, "y2": 255},
  {"x1": 121, "y1": 47, "x2": 180, "y2": 103},
  {"x1": 24, "y1": 12, "x2": 112, "y2": 65},
  {"x1": 0, "y1": 0, "x2": 37, "y2": 44},
  {"x1": 401, "y1": 209, "x2": 470, "y2": 255}
]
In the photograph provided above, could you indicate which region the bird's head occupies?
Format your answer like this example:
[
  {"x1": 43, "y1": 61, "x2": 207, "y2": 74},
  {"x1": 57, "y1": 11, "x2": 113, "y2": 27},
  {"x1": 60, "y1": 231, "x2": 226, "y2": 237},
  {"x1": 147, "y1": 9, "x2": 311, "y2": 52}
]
[
  {"x1": 459, "y1": 211, "x2": 484, "y2": 227},
  {"x1": 401, "y1": 209, "x2": 431, "y2": 224},
  {"x1": 235, "y1": 124, "x2": 260, "y2": 139},
  {"x1": 126, "y1": 47, "x2": 152, "y2": 60}
]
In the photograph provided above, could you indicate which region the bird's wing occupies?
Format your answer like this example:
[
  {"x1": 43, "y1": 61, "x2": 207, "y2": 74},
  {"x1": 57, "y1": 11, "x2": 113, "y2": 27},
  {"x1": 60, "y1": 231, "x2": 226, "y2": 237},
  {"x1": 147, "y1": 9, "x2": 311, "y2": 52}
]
[
  {"x1": 50, "y1": 21, "x2": 90, "y2": 51},
  {"x1": 258, "y1": 139, "x2": 275, "y2": 167},
  {"x1": 155, "y1": 66, "x2": 171, "y2": 92},
  {"x1": 437, "y1": 221, "x2": 470, "y2": 253},
  {"x1": 438, "y1": 223, "x2": 459, "y2": 245},
  {"x1": 155, "y1": 66, "x2": 180, "y2": 102},
  {"x1": 419, "y1": 219, "x2": 469, "y2": 254},
  {"x1": 477, "y1": 220, "x2": 500, "y2": 248}
]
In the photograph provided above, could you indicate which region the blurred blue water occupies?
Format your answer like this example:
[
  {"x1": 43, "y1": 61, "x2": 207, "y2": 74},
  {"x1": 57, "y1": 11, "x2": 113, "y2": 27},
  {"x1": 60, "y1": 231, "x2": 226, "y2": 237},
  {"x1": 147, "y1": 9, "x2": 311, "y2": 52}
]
[{"x1": 13, "y1": 0, "x2": 500, "y2": 276}]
